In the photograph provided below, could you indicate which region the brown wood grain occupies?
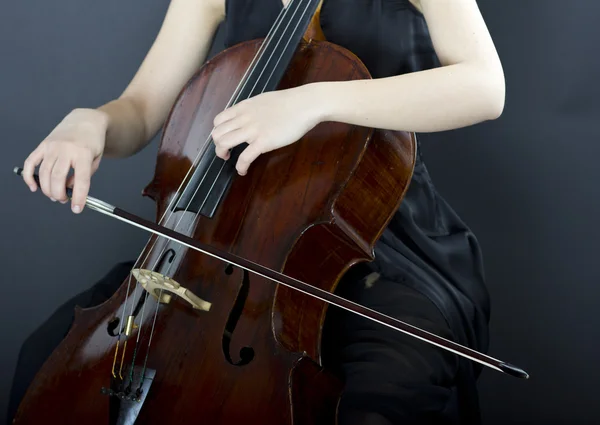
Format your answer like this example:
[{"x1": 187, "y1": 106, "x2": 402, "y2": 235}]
[{"x1": 13, "y1": 38, "x2": 415, "y2": 425}]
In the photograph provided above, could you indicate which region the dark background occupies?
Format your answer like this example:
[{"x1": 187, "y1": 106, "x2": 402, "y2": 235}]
[{"x1": 1, "y1": 0, "x2": 598, "y2": 423}]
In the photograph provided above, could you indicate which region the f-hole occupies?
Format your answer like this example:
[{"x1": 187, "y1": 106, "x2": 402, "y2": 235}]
[{"x1": 222, "y1": 266, "x2": 255, "y2": 366}]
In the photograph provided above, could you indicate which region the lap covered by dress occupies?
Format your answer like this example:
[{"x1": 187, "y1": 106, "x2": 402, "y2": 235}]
[{"x1": 321, "y1": 262, "x2": 461, "y2": 425}]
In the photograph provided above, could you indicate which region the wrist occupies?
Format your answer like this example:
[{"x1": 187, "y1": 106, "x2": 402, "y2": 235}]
[
  {"x1": 301, "y1": 81, "x2": 338, "y2": 123},
  {"x1": 93, "y1": 105, "x2": 111, "y2": 133},
  {"x1": 67, "y1": 108, "x2": 110, "y2": 140}
]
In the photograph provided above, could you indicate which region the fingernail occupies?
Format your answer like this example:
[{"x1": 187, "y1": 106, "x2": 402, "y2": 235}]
[
  {"x1": 29, "y1": 185, "x2": 36, "y2": 192},
  {"x1": 50, "y1": 197, "x2": 56, "y2": 202},
  {"x1": 60, "y1": 199, "x2": 67, "y2": 204},
  {"x1": 73, "y1": 205, "x2": 81, "y2": 213}
]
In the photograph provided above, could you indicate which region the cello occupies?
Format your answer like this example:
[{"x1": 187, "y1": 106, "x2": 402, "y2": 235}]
[{"x1": 12, "y1": 0, "x2": 528, "y2": 423}]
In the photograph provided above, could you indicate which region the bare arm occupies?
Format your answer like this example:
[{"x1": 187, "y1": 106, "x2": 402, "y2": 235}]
[
  {"x1": 22, "y1": 0, "x2": 225, "y2": 211},
  {"x1": 314, "y1": 0, "x2": 505, "y2": 132},
  {"x1": 102, "y1": 0, "x2": 226, "y2": 157},
  {"x1": 211, "y1": 0, "x2": 506, "y2": 175}
]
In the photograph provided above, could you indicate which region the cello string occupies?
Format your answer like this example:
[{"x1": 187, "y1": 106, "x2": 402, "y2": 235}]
[
  {"x1": 142, "y1": 0, "x2": 312, "y2": 312},
  {"x1": 132, "y1": 0, "x2": 311, "y2": 382},
  {"x1": 246, "y1": 0, "x2": 312, "y2": 95},
  {"x1": 119, "y1": 0, "x2": 303, "y2": 382},
  {"x1": 162, "y1": 0, "x2": 311, "y2": 240},
  {"x1": 135, "y1": 0, "x2": 305, "y2": 361},
  {"x1": 131, "y1": 0, "x2": 305, "y2": 385},
  {"x1": 125, "y1": 0, "x2": 296, "y2": 347},
  {"x1": 167, "y1": 0, "x2": 313, "y2": 248},
  {"x1": 111, "y1": 0, "x2": 294, "y2": 382},
  {"x1": 126, "y1": 22, "x2": 279, "y2": 332},
  {"x1": 125, "y1": 0, "x2": 298, "y2": 330}
]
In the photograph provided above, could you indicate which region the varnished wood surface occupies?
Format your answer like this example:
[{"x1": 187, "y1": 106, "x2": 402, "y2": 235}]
[
  {"x1": 13, "y1": 38, "x2": 415, "y2": 424},
  {"x1": 302, "y1": 0, "x2": 326, "y2": 42}
]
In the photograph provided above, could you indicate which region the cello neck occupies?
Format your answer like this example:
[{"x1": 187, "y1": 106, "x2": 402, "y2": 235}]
[{"x1": 233, "y1": 0, "x2": 321, "y2": 102}]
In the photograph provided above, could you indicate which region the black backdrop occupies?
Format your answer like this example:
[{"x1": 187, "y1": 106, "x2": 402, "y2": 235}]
[{"x1": 1, "y1": 1, "x2": 598, "y2": 423}]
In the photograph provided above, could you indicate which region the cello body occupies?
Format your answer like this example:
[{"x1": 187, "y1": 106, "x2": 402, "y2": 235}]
[{"x1": 12, "y1": 19, "x2": 416, "y2": 425}]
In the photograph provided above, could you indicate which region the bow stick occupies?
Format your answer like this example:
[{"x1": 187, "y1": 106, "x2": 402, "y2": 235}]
[{"x1": 13, "y1": 166, "x2": 529, "y2": 380}]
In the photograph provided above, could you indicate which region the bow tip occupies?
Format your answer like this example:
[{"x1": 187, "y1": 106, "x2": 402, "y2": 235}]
[{"x1": 499, "y1": 362, "x2": 529, "y2": 379}]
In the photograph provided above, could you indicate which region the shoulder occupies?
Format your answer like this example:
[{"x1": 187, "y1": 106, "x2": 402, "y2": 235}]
[
  {"x1": 170, "y1": 0, "x2": 226, "y2": 20},
  {"x1": 202, "y1": 0, "x2": 226, "y2": 19},
  {"x1": 407, "y1": 0, "x2": 423, "y2": 14},
  {"x1": 411, "y1": 0, "x2": 484, "y2": 20},
  {"x1": 411, "y1": 0, "x2": 500, "y2": 67}
]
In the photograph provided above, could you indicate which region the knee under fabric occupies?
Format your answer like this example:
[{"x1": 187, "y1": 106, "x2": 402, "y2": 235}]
[{"x1": 322, "y1": 267, "x2": 462, "y2": 424}]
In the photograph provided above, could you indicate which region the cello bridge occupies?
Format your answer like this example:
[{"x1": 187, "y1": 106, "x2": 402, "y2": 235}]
[{"x1": 131, "y1": 268, "x2": 211, "y2": 311}]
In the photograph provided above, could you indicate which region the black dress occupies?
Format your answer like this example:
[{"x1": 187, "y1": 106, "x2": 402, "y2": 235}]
[{"x1": 8, "y1": 1, "x2": 490, "y2": 424}]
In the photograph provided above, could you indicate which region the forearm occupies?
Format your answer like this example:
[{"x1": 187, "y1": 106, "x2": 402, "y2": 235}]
[
  {"x1": 94, "y1": 1, "x2": 225, "y2": 159},
  {"x1": 96, "y1": 97, "x2": 151, "y2": 158},
  {"x1": 315, "y1": 62, "x2": 505, "y2": 133}
]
